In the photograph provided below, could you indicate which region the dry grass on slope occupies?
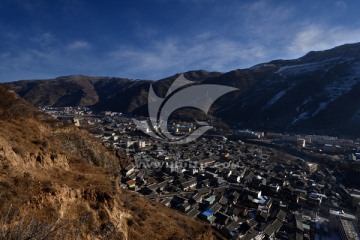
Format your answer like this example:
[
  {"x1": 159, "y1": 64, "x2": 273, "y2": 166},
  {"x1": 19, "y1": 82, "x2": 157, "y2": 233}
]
[
  {"x1": 120, "y1": 191, "x2": 220, "y2": 240},
  {"x1": 0, "y1": 85, "x2": 220, "y2": 240}
]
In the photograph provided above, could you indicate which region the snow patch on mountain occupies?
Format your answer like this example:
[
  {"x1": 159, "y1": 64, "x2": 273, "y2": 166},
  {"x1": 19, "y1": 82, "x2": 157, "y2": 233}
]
[
  {"x1": 262, "y1": 84, "x2": 297, "y2": 111},
  {"x1": 302, "y1": 97, "x2": 313, "y2": 105},
  {"x1": 311, "y1": 61, "x2": 360, "y2": 117},
  {"x1": 263, "y1": 90, "x2": 287, "y2": 110},
  {"x1": 324, "y1": 62, "x2": 360, "y2": 98},
  {"x1": 296, "y1": 97, "x2": 313, "y2": 112},
  {"x1": 293, "y1": 98, "x2": 314, "y2": 123},
  {"x1": 312, "y1": 102, "x2": 329, "y2": 117},
  {"x1": 292, "y1": 111, "x2": 309, "y2": 125},
  {"x1": 351, "y1": 106, "x2": 360, "y2": 123},
  {"x1": 276, "y1": 57, "x2": 348, "y2": 77}
]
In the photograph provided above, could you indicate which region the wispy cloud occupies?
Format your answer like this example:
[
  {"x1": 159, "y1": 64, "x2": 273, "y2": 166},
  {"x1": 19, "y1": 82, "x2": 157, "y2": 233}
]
[
  {"x1": 335, "y1": 1, "x2": 347, "y2": 10},
  {"x1": 66, "y1": 40, "x2": 91, "y2": 50},
  {"x1": 106, "y1": 36, "x2": 267, "y2": 79},
  {"x1": 288, "y1": 25, "x2": 360, "y2": 56},
  {"x1": 131, "y1": 21, "x2": 160, "y2": 39},
  {"x1": 103, "y1": 1, "x2": 294, "y2": 79},
  {"x1": 8, "y1": 0, "x2": 44, "y2": 13},
  {"x1": 241, "y1": 0, "x2": 295, "y2": 39},
  {"x1": 31, "y1": 32, "x2": 57, "y2": 46},
  {"x1": 0, "y1": 31, "x2": 96, "y2": 81},
  {"x1": 2, "y1": 0, "x2": 360, "y2": 81}
]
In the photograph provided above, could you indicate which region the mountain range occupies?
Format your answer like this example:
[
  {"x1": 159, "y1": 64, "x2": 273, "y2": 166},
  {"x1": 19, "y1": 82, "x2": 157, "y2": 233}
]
[{"x1": 8, "y1": 42, "x2": 360, "y2": 138}]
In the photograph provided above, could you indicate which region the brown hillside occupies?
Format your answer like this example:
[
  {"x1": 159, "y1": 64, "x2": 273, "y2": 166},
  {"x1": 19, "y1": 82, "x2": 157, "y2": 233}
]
[{"x1": 0, "y1": 85, "x2": 220, "y2": 240}]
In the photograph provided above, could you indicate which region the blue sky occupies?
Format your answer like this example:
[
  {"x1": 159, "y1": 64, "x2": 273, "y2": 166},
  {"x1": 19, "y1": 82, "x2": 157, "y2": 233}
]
[{"x1": 1, "y1": 0, "x2": 360, "y2": 82}]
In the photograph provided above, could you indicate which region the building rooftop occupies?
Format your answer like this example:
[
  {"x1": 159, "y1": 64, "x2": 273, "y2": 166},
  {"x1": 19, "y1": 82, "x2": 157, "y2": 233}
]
[
  {"x1": 330, "y1": 209, "x2": 357, "y2": 221},
  {"x1": 202, "y1": 209, "x2": 214, "y2": 217},
  {"x1": 339, "y1": 218, "x2": 360, "y2": 240}
]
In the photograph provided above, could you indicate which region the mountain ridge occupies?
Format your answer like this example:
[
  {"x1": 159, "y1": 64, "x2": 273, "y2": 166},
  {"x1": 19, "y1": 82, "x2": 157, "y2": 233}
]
[{"x1": 7, "y1": 42, "x2": 360, "y2": 137}]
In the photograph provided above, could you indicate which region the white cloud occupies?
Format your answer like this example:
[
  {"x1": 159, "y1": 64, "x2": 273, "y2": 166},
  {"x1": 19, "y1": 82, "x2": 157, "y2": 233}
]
[
  {"x1": 288, "y1": 25, "x2": 360, "y2": 56},
  {"x1": 66, "y1": 40, "x2": 91, "y2": 50}
]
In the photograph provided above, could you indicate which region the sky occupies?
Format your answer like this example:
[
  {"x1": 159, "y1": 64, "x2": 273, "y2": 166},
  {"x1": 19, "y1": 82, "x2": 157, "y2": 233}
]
[{"x1": 1, "y1": 0, "x2": 360, "y2": 82}]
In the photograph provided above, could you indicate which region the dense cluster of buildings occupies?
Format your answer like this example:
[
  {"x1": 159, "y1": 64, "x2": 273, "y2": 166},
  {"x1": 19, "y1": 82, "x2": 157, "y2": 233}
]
[
  {"x1": 121, "y1": 138, "x2": 360, "y2": 240},
  {"x1": 268, "y1": 133, "x2": 360, "y2": 155},
  {"x1": 43, "y1": 107, "x2": 360, "y2": 240}
]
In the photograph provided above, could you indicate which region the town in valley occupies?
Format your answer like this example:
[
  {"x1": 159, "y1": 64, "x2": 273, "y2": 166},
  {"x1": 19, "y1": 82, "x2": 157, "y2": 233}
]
[{"x1": 40, "y1": 106, "x2": 360, "y2": 240}]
